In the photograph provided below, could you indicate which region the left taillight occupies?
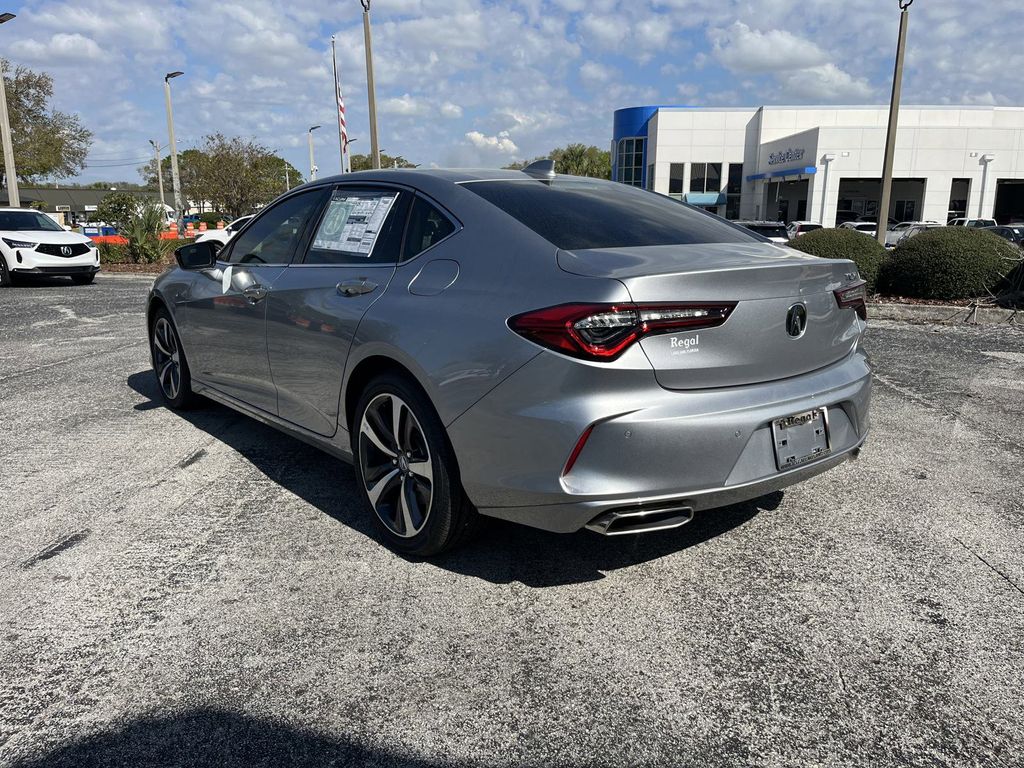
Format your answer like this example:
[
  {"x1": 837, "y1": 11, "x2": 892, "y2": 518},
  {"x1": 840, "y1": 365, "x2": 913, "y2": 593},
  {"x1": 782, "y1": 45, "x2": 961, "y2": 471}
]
[
  {"x1": 509, "y1": 302, "x2": 736, "y2": 362},
  {"x1": 834, "y1": 280, "x2": 868, "y2": 320}
]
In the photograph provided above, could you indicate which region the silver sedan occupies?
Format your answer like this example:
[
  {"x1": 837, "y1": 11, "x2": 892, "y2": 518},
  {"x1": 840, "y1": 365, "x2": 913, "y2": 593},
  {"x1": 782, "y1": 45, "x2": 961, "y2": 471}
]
[{"x1": 148, "y1": 165, "x2": 871, "y2": 555}]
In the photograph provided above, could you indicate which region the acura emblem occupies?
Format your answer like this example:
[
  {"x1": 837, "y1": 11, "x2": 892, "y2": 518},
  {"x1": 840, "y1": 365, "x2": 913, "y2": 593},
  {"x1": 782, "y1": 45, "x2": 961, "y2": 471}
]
[
  {"x1": 786, "y1": 303, "x2": 807, "y2": 338},
  {"x1": 60, "y1": 245, "x2": 72, "y2": 256}
]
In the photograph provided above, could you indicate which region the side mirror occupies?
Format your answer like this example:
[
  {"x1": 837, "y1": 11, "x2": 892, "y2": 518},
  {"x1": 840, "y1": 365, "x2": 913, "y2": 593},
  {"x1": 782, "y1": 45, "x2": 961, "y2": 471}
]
[{"x1": 175, "y1": 240, "x2": 220, "y2": 270}]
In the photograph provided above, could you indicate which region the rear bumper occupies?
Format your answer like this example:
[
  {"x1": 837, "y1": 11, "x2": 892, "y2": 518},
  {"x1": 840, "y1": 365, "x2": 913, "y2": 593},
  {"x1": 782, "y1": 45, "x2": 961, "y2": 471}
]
[{"x1": 447, "y1": 348, "x2": 871, "y2": 533}]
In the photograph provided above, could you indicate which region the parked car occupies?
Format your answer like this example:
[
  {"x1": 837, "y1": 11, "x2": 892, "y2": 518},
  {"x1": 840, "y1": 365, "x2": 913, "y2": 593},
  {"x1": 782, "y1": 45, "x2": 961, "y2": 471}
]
[
  {"x1": 734, "y1": 220, "x2": 790, "y2": 243},
  {"x1": 895, "y1": 222, "x2": 943, "y2": 245},
  {"x1": 835, "y1": 210, "x2": 859, "y2": 226},
  {"x1": 194, "y1": 215, "x2": 254, "y2": 247},
  {"x1": 0, "y1": 208, "x2": 100, "y2": 286},
  {"x1": 857, "y1": 215, "x2": 899, "y2": 228},
  {"x1": 983, "y1": 225, "x2": 1024, "y2": 247},
  {"x1": 786, "y1": 221, "x2": 823, "y2": 238},
  {"x1": 884, "y1": 220, "x2": 939, "y2": 248},
  {"x1": 948, "y1": 217, "x2": 997, "y2": 228},
  {"x1": 149, "y1": 167, "x2": 871, "y2": 556},
  {"x1": 839, "y1": 221, "x2": 878, "y2": 237}
]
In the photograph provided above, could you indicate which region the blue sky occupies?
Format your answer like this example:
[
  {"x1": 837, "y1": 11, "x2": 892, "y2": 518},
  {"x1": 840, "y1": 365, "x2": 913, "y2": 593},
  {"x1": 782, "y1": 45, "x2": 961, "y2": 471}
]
[{"x1": 7, "y1": 0, "x2": 1021, "y2": 183}]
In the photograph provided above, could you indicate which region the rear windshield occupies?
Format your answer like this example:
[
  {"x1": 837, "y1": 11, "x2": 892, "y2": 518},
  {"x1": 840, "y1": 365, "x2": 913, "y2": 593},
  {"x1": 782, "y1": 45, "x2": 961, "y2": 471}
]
[
  {"x1": 745, "y1": 225, "x2": 788, "y2": 239},
  {"x1": 462, "y1": 178, "x2": 757, "y2": 250},
  {"x1": 0, "y1": 210, "x2": 64, "y2": 232}
]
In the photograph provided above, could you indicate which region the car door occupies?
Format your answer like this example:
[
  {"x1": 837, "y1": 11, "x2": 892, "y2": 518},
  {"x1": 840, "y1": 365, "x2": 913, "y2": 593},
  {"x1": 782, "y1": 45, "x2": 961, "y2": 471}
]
[
  {"x1": 265, "y1": 185, "x2": 412, "y2": 436},
  {"x1": 174, "y1": 187, "x2": 329, "y2": 413}
]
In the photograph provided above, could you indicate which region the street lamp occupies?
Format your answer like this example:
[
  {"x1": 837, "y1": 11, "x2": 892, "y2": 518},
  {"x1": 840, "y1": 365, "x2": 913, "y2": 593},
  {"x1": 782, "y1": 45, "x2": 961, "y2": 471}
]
[
  {"x1": 361, "y1": 0, "x2": 381, "y2": 169},
  {"x1": 819, "y1": 153, "x2": 836, "y2": 225},
  {"x1": 0, "y1": 12, "x2": 20, "y2": 207},
  {"x1": 163, "y1": 71, "x2": 185, "y2": 228},
  {"x1": 877, "y1": 0, "x2": 913, "y2": 244},
  {"x1": 979, "y1": 153, "x2": 995, "y2": 218},
  {"x1": 308, "y1": 125, "x2": 321, "y2": 180},
  {"x1": 149, "y1": 140, "x2": 166, "y2": 208}
]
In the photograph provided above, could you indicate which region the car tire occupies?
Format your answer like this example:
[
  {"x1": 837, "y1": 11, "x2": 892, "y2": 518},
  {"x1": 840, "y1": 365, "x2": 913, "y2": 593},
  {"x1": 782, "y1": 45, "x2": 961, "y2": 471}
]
[
  {"x1": 0, "y1": 256, "x2": 13, "y2": 287},
  {"x1": 71, "y1": 272, "x2": 95, "y2": 285},
  {"x1": 149, "y1": 307, "x2": 199, "y2": 409},
  {"x1": 353, "y1": 374, "x2": 478, "y2": 557}
]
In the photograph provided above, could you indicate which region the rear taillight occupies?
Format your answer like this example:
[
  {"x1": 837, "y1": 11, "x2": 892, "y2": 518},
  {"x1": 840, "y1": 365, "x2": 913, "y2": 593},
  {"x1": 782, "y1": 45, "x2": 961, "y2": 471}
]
[
  {"x1": 834, "y1": 280, "x2": 868, "y2": 320},
  {"x1": 509, "y1": 302, "x2": 736, "y2": 361}
]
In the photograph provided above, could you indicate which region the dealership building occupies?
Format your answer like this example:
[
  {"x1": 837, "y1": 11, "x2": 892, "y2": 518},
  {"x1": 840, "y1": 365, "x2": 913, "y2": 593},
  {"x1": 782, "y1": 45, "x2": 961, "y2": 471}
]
[{"x1": 612, "y1": 104, "x2": 1024, "y2": 226}]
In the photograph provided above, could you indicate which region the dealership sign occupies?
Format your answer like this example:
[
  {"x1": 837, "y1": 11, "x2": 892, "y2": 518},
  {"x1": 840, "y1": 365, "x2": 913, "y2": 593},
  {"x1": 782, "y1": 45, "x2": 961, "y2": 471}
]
[{"x1": 768, "y1": 148, "x2": 805, "y2": 166}]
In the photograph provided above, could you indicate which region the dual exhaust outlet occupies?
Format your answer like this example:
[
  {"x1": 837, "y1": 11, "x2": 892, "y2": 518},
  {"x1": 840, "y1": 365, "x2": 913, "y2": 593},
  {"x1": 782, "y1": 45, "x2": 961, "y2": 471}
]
[{"x1": 585, "y1": 503, "x2": 695, "y2": 536}]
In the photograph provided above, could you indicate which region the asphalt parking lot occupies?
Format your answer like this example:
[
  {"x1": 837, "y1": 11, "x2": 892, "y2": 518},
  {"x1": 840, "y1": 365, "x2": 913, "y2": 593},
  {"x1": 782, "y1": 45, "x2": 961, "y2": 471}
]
[{"x1": 1, "y1": 273, "x2": 1022, "y2": 767}]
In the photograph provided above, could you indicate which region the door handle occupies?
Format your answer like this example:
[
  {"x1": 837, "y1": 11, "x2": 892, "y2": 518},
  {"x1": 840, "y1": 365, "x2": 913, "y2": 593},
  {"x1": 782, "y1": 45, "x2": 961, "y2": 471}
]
[
  {"x1": 337, "y1": 279, "x2": 378, "y2": 297},
  {"x1": 242, "y1": 284, "x2": 268, "y2": 304}
]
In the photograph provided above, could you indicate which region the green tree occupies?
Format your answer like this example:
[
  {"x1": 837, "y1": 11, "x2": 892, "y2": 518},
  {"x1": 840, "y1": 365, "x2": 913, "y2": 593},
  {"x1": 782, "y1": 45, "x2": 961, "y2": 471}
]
[
  {"x1": 504, "y1": 144, "x2": 610, "y2": 179},
  {"x1": 349, "y1": 153, "x2": 418, "y2": 171},
  {"x1": 95, "y1": 191, "x2": 140, "y2": 232},
  {"x1": 138, "y1": 141, "x2": 304, "y2": 215},
  {"x1": 2, "y1": 59, "x2": 92, "y2": 183}
]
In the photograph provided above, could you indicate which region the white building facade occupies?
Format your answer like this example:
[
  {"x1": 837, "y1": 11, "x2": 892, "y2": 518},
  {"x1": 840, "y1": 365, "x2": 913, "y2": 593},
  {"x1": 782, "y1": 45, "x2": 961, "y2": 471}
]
[{"x1": 611, "y1": 105, "x2": 1024, "y2": 226}]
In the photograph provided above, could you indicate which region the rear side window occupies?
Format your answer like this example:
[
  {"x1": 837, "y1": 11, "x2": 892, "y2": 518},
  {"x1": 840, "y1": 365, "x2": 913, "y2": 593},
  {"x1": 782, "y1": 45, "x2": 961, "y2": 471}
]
[
  {"x1": 403, "y1": 196, "x2": 456, "y2": 261},
  {"x1": 304, "y1": 187, "x2": 409, "y2": 265},
  {"x1": 746, "y1": 225, "x2": 788, "y2": 239},
  {"x1": 463, "y1": 178, "x2": 756, "y2": 250}
]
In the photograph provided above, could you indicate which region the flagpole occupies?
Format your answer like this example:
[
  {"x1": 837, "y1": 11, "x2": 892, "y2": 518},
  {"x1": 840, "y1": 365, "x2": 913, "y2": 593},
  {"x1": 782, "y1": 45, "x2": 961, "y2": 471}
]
[{"x1": 331, "y1": 35, "x2": 347, "y2": 174}]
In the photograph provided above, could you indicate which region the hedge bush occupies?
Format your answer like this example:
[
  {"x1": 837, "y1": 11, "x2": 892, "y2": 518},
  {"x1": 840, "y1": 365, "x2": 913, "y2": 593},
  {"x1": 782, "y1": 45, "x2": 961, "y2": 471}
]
[
  {"x1": 882, "y1": 227, "x2": 1019, "y2": 300},
  {"x1": 788, "y1": 227, "x2": 886, "y2": 292}
]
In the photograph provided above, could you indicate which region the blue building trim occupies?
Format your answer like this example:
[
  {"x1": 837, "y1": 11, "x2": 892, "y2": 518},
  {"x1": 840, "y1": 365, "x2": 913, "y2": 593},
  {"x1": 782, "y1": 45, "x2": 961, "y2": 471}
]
[
  {"x1": 748, "y1": 166, "x2": 817, "y2": 182},
  {"x1": 612, "y1": 105, "x2": 692, "y2": 188}
]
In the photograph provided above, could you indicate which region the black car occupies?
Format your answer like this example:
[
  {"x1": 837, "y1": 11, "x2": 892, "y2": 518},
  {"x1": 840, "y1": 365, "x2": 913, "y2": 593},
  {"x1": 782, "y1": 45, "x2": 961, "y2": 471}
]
[{"x1": 983, "y1": 225, "x2": 1024, "y2": 247}]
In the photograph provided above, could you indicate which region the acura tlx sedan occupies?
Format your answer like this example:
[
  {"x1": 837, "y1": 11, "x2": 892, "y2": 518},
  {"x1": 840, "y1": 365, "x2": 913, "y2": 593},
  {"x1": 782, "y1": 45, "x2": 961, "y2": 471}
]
[
  {"x1": 148, "y1": 163, "x2": 871, "y2": 556},
  {"x1": 0, "y1": 208, "x2": 100, "y2": 286}
]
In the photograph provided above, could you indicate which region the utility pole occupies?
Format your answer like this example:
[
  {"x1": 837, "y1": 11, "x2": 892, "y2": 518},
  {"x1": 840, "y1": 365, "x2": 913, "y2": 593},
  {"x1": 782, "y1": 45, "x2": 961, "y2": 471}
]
[
  {"x1": 284, "y1": 163, "x2": 291, "y2": 191},
  {"x1": 163, "y1": 71, "x2": 185, "y2": 227},
  {"x1": 877, "y1": 0, "x2": 912, "y2": 245},
  {"x1": 308, "y1": 125, "x2": 321, "y2": 180},
  {"x1": 149, "y1": 140, "x2": 166, "y2": 207},
  {"x1": 361, "y1": 0, "x2": 381, "y2": 169},
  {"x1": 0, "y1": 13, "x2": 20, "y2": 207}
]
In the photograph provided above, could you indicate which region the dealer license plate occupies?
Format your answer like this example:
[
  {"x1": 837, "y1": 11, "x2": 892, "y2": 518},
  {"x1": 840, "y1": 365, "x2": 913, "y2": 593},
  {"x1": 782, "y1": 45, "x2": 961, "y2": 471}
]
[{"x1": 771, "y1": 408, "x2": 831, "y2": 471}]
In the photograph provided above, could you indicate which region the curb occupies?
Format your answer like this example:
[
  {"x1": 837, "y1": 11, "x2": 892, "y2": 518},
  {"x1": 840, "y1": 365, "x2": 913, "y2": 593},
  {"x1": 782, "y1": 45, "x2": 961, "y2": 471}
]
[{"x1": 868, "y1": 301, "x2": 1019, "y2": 325}]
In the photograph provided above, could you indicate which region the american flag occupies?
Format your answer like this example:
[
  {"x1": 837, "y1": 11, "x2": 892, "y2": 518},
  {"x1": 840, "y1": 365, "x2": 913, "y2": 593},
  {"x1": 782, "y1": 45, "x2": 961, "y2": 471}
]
[{"x1": 336, "y1": 75, "x2": 349, "y2": 166}]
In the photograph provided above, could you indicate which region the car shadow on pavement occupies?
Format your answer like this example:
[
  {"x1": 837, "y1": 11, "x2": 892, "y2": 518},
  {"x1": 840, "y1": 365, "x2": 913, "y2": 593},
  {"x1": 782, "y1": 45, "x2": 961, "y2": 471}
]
[
  {"x1": 7, "y1": 708, "x2": 465, "y2": 768},
  {"x1": 128, "y1": 370, "x2": 781, "y2": 588}
]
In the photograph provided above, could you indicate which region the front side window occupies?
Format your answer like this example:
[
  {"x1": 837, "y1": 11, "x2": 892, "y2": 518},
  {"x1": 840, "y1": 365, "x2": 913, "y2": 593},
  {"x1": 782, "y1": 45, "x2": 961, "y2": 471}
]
[
  {"x1": 464, "y1": 177, "x2": 758, "y2": 251},
  {"x1": 403, "y1": 196, "x2": 456, "y2": 261},
  {"x1": 227, "y1": 189, "x2": 326, "y2": 265},
  {"x1": 305, "y1": 187, "x2": 409, "y2": 265}
]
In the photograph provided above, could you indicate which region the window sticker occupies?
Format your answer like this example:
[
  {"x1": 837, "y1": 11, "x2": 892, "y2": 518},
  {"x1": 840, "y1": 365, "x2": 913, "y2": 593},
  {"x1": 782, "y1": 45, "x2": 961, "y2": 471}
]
[{"x1": 313, "y1": 193, "x2": 397, "y2": 256}]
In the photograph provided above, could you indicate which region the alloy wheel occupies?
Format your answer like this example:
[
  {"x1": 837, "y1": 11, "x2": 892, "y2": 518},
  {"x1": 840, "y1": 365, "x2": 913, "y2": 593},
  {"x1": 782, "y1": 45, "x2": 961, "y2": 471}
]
[
  {"x1": 152, "y1": 317, "x2": 182, "y2": 401},
  {"x1": 358, "y1": 393, "x2": 434, "y2": 538}
]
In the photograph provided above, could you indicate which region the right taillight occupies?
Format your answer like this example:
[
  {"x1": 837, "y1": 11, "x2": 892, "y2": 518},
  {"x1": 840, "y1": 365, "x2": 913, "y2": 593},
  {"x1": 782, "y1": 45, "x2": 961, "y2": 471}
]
[
  {"x1": 509, "y1": 302, "x2": 735, "y2": 361},
  {"x1": 834, "y1": 280, "x2": 867, "y2": 320}
]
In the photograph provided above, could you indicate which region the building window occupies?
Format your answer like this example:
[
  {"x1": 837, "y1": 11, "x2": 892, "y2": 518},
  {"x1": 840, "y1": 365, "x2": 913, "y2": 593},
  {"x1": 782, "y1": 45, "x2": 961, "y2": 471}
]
[
  {"x1": 616, "y1": 137, "x2": 645, "y2": 187},
  {"x1": 646, "y1": 163, "x2": 655, "y2": 191},
  {"x1": 668, "y1": 163, "x2": 684, "y2": 198},
  {"x1": 726, "y1": 164, "x2": 742, "y2": 219},
  {"x1": 948, "y1": 178, "x2": 970, "y2": 221},
  {"x1": 689, "y1": 162, "x2": 722, "y2": 193}
]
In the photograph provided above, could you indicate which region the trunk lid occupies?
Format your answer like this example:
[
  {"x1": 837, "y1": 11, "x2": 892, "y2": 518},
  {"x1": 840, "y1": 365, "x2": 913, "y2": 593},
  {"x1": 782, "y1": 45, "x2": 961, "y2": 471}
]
[{"x1": 557, "y1": 243, "x2": 863, "y2": 390}]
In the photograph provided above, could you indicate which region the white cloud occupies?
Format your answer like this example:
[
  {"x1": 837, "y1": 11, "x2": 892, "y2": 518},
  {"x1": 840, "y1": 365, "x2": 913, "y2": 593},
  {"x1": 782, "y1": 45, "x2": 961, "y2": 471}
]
[
  {"x1": 709, "y1": 22, "x2": 828, "y2": 73},
  {"x1": 10, "y1": 33, "x2": 108, "y2": 65},
  {"x1": 465, "y1": 130, "x2": 518, "y2": 154},
  {"x1": 440, "y1": 101, "x2": 464, "y2": 119},
  {"x1": 579, "y1": 61, "x2": 616, "y2": 87},
  {"x1": 380, "y1": 93, "x2": 426, "y2": 116},
  {"x1": 776, "y1": 64, "x2": 875, "y2": 103}
]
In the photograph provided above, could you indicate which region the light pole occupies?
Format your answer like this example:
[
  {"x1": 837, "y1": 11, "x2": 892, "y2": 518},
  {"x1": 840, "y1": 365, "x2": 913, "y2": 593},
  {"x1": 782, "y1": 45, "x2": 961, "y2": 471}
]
[
  {"x1": 979, "y1": 154, "x2": 995, "y2": 218},
  {"x1": 361, "y1": 0, "x2": 381, "y2": 170},
  {"x1": 308, "y1": 125, "x2": 321, "y2": 180},
  {"x1": 0, "y1": 12, "x2": 20, "y2": 207},
  {"x1": 149, "y1": 139, "x2": 166, "y2": 208},
  {"x1": 819, "y1": 153, "x2": 835, "y2": 225},
  {"x1": 163, "y1": 71, "x2": 184, "y2": 227},
  {"x1": 877, "y1": 0, "x2": 912, "y2": 244}
]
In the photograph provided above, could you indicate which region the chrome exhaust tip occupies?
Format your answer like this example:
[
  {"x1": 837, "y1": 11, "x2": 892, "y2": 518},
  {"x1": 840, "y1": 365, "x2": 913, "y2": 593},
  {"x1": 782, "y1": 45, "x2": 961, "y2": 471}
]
[{"x1": 585, "y1": 504, "x2": 694, "y2": 536}]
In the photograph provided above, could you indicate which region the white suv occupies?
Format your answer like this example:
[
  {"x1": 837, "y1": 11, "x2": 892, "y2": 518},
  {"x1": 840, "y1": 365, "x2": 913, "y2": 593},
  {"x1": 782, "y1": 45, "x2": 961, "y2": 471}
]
[{"x1": 0, "y1": 208, "x2": 100, "y2": 286}]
